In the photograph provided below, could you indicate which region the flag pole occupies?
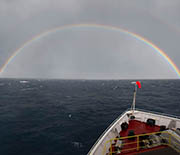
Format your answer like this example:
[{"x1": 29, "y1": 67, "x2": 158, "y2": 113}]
[
  {"x1": 132, "y1": 83, "x2": 137, "y2": 115},
  {"x1": 131, "y1": 81, "x2": 141, "y2": 115}
]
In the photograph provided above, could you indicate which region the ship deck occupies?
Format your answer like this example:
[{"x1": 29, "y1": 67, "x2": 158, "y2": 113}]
[
  {"x1": 109, "y1": 119, "x2": 176, "y2": 154},
  {"x1": 138, "y1": 146, "x2": 179, "y2": 155},
  {"x1": 119, "y1": 119, "x2": 162, "y2": 154},
  {"x1": 120, "y1": 119, "x2": 161, "y2": 137},
  {"x1": 88, "y1": 109, "x2": 180, "y2": 155}
]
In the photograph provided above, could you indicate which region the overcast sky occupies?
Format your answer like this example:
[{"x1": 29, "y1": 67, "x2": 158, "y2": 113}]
[{"x1": 0, "y1": 0, "x2": 180, "y2": 79}]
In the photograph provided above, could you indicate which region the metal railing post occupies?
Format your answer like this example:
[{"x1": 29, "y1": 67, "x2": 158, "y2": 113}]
[
  {"x1": 169, "y1": 133, "x2": 171, "y2": 145},
  {"x1": 110, "y1": 140, "x2": 112, "y2": 155},
  {"x1": 137, "y1": 135, "x2": 139, "y2": 151},
  {"x1": 103, "y1": 141, "x2": 107, "y2": 155}
]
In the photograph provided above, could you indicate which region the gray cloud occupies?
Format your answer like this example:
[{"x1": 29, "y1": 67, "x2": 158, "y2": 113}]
[
  {"x1": 2, "y1": 28, "x2": 177, "y2": 79},
  {"x1": 0, "y1": 0, "x2": 180, "y2": 79}
]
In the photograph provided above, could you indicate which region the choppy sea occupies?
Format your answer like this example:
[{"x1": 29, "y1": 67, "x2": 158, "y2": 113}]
[{"x1": 0, "y1": 79, "x2": 180, "y2": 155}]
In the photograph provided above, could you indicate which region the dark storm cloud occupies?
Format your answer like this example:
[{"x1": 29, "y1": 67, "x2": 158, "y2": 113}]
[{"x1": 0, "y1": 0, "x2": 180, "y2": 79}]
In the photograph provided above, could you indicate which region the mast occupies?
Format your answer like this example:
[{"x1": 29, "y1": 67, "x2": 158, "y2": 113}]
[{"x1": 131, "y1": 81, "x2": 141, "y2": 115}]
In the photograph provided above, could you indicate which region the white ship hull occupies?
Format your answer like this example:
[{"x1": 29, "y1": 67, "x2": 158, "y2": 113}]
[{"x1": 88, "y1": 109, "x2": 180, "y2": 155}]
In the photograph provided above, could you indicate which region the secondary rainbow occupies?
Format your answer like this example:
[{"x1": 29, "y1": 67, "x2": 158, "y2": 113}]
[{"x1": 0, "y1": 23, "x2": 180, "y2": 78}]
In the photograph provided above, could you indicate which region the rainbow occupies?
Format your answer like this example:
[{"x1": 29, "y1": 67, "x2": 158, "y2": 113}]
[{"x1": 0, "y1": 23, "x2": 180, "y2": 78}]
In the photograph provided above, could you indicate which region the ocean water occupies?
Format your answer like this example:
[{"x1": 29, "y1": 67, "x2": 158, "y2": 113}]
[{"x1": 0, "y1": 79, "x2": 180, "y2": 155}]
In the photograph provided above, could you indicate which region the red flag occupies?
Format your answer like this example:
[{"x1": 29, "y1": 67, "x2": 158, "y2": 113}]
[{"x1": 136, "y1": 81, "x2": 141, "y2": 88}]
